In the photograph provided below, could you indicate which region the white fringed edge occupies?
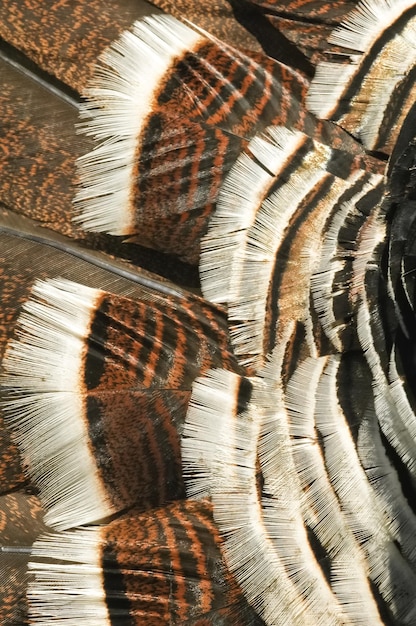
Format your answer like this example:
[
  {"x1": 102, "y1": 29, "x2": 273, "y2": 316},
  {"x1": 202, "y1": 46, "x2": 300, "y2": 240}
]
[
  {"x1": 1, "y1": 278, "x2": 113, "y2": 530},
  {"x1": 183, "y1": 350, "x2": 348, "y2": 625},
  {"x1": 200, "y1": 150, "x2": 275, "y2": 304},
  {"x1": 183, "y1": 368, "x2": 304, "y2": 625},
  {"x1": 310, "y1": 171, "x2": 383, "y2": 351},
  {"x1": 74, "y1": 15, "x2": 203, "y2": 234},
  {"x1": 348, "y1": 179, "x2": 385, "y2": 303},
  {"x1": 329, "y1": 0, "x2": 416, "y2": 52},
  {"x1": 307, "y1": 0, "x2": 416, "y2": 148},
  {"x1": 314, "y1": 356, "x2": 389, "y2": 624},
  {"x1": 288, "y1": 354, "x2": 416, "y2": 622},
  {"x1": 388, "y1": 346, "x2": 416, "y2": 458},
  {"x1": 286, "y1": 356, "x2": 383, "y2": 624},
  {"x1": 228, "y1": 133, "x2": 331, "y2": 364},
  {"x1": 27, "y1": 528, "x2": 110, "y2": 626},
  {"x1": 357, "y1": 405, "x2": 416, "y2": 567},
  {"x1": 200, "y1": 127, "x2": 307, "y2": 305},
  {"x1": 202, "y1": 126, "x2": 333, "y2": 368},
  {"x1": 256, "y1": 349, "x2": 351, "y2": 625},
  {"x1": 386, "y1": 243, "x2": 407, "y2": 336},
  {"x1": 357, "y1": 298, "x2": 416, "y2": 481}
]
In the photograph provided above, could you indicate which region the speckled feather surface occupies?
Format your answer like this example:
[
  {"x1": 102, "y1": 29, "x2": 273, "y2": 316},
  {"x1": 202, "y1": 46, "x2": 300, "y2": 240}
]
[{"x1": 0, "y1": 1, "x2": 416, "y2": 625}]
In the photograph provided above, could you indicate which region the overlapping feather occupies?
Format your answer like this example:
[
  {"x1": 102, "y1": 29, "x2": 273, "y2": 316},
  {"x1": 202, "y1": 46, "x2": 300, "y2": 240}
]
[{"x1": 1, "y1": 1, "x2": 416, "y2": 625}]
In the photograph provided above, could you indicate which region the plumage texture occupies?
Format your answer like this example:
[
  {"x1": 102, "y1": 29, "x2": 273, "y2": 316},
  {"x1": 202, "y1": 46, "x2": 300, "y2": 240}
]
[{"x1": 1, "y1": 1, "x2": 416, "y2": 624}]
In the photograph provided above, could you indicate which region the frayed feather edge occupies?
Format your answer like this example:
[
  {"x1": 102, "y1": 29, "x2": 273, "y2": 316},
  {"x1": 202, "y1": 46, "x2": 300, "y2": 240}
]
[
  {"x1": 73, "y1": 15, "x2": 203, "y2": 234},
  {"x1": 1, "y1": 278, "x2": 115, "y2": 530}
]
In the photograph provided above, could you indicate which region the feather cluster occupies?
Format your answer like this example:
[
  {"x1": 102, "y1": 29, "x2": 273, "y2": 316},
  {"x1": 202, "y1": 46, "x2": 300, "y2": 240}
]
[{"x1": 0, "y1": 1, "x2": 416, "y2": 624}]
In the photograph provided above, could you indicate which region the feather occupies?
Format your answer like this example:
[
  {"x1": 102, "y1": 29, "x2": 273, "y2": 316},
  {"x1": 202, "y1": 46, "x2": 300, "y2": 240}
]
[
  {"x1": 0, "y1": 0, "x2": 162, "y2": 94},
  {"x1": 73, "y1": 14, "x2": 318, "y2": 263},
  {"x1": 26, "y1": 499, "x2": 265, "y2": 625},
  {"x1": 0, "y1": 208, "x2": 183, "y2": 495},
  {"x1": 357, "y1": 274, "x2": 416, "y2": 486},
  {"x1": 1, "y1": 1, "x2": 416, "y2": 625},
  {"x1": 238, "y1": 0, "x2": 359, "y2": 70},
  {"x1": 0, "y1": 265, "x2": 240, "y2": 529},
  {"x1": 201, "y1": 124, "x2": 385, "y2": 369},
  {"x1": 0, "y1": 45, "x2": 199, "y2": 286},
  {"x1": 312, "y1": 354, "x2": 416, "y2": 623},
  {"x1": 0, "y1": 491, "x2": 48, "y2": 625},
  {"x1": 307, "y1": 0, "x2": 416, "y2": 153},
  {"x1": 183, "y1": 345, "x2": 351, "y2": 625},
  {"x1": 73, "y1": 12, "x2": 376, "y2": 264}
]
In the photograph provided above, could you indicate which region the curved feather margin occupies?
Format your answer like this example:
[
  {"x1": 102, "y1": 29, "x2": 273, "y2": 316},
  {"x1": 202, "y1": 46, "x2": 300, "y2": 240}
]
[
  {"x1": 0, "y1": 279, "x2": 111, "y2": 530},
  {"x1": 285, "y1": 356, "x2": 382, "y2": 624},
  {"x1": 303, "y1": 354, "x2": 416, "y2": 622},
  {"x1": 310, "y1": 169, "x2": 385, "y2": 351},
  {"x1": 26, "y1": 500, "x2": 264, "y2": 625},
  {"x1": 182, "y1": 337, "x2": 370, "y2": 625},
  {"x1": 307, "y1": 0, "x2": 416, "y2": 153},
  {"x1": 357, "y1": 283, "x2": 416, "y2": 486},
  {"x1": 72, "y1": 13, "x2": 314, "y2": 265},
  {"x1": 74, "y1": 15, "x2": 204, "y2": 235},
  {"x1": 0, "y1": 277, "x2": 241, "y2": 530},
  {"x1": 200, "y1": 124, "x2": 385, "y2": 369}
]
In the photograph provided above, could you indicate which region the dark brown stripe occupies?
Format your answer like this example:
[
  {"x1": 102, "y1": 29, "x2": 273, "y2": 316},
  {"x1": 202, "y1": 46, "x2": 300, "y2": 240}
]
[
  {"x1": 266, "y1": 174, "x2": 334, "y2": 355},
  {"x1": 375, "y1": 63, "x2": 416, "y2": 152},
  {"x1": 320, "y1": 174, "x2": 384, "y2": 350},
  {"x1": 237, "y1": 377, "x2": 253, "y2": 413},
  {"x1": 330, "y1": 5, "x2": 416, "y2": 123}
]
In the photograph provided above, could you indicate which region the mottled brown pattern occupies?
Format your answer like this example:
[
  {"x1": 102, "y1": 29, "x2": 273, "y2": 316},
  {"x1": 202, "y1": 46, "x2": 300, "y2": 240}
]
[
  {"x1": 248, "y1": 0, "x2": 357, "y2": 20},
  {"x1": 150, "y1": 0, "x2": 263, "y2": 53},
  {"x1": 102, "y1": 500, "x2": 265, "y2": 625},
  {"x1": 0, "y1": 421, "x2": 25, "y2": 494},
  {"x1": 82, "y1": 290, "x2": 243, "y2": 514},
  {"x1": 86, "y1": 292, "x2": 240, "y2": 390},
  {"x1": 265, "y1": 15, "x2": 336, "y2": 67},
  {"x1": 0, "y1": 492, "x2": 47, "y2": 626},
  {"x1": 0, "y1": 0, "x2": 161, "y2": 93},
  {"x1": 0, "y1": 492, "x2": 46, "y2": 544},
  {"x1": 0, "y1": 215, "x2": 199, "y2": 492},
  {"x1": 0, "y1": 59, "x2": 199, "y2": 283},
  {"x1": 123, "y1": 31, "x2": 368, "y2": 262},
  {"x1": 87, "y1": 390, "x2": 190, "y2": 510},
  {"x1": 0, "y1": 2, "x2": 411, "y2": 625},
  {"x1": 0, "y1": 58, "x2": 92, "y2": 239},
  {"x1": 146, "y1": 0, "x2": 357, "y2": 75},
  {"x1": 0, "y1": 2, "x2": 374, "y2": 267}
]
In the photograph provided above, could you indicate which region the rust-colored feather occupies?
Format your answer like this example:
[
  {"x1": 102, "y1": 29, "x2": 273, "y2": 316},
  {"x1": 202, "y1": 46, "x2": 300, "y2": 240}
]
[{"x1": 1, "y1": 1, "x2": 416, "y2": 625}]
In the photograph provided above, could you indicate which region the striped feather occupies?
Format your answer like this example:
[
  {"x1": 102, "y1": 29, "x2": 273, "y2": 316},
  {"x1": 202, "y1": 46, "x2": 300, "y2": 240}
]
[
  {"x1": 0, "y1": 45, "x2": 199, "y2": 287},
  {"x1": 1, "y1": 1, "x2": 416, "y2": 625},
  {"x1": 73, "y1": 14, "x2": 372, "y2": 263},
  {"x1": 183, "y1": 349, "x2": 352, "y2": 625},
  {"x1": 310, "y1": 170, "x2": 384, "y2": 351},
  {"x1": 1, "y1": 275, "x2": 240, "y2": 530},
  {"x1": 26, "y1": 500, "x2": 265, "y2": 625},
  {"x1": 313, "y1": 354, "x2": 416, "y2": 622},
  {"x1": 357, "y1": 278, "x2": 416, "y2": 486},
  {"x1": 201, "y1": 124, "x2": 385, "y2": 369},
  {"x1": 307, "y1": 0, "x2": 416, "y2": 153}
]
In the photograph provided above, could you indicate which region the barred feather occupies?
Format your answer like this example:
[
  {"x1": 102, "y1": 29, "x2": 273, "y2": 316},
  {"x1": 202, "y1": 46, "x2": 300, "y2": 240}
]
[{"x1": 1, "y1": 1, "x2": 416, "y2": 625}]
